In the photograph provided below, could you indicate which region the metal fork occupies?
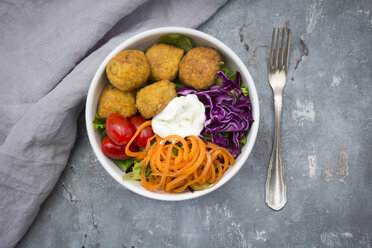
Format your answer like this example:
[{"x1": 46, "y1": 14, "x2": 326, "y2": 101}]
[{"x1": 265, "y1": 27, "x2": 291, "y2": 210}]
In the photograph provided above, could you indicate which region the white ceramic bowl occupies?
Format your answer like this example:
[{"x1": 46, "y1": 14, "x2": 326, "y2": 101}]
[{"x1": 86, "y1": 27, "x2": 259, "y2": 201}]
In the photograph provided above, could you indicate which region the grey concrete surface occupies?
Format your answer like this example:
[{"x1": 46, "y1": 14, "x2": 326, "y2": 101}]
[{"x1": 17, "y1": 0, "x2": 372, "y2": 247}]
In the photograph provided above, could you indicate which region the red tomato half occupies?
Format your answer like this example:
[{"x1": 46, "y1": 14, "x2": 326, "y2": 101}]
[
  {"x1": 129, "y1": 116, "x2": 155, "y2": 148},
  {"x1": 101, "y1": 136, "x2": 137, "y2": 160},
  {"x1": 106, "y1": 113, "x2": 135, "y2": 145}
]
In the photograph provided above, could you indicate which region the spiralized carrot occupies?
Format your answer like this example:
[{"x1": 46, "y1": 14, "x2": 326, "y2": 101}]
[
  {"x1": 126, "y1": 121, "x2": 236, "y2": 193},
  {"x1": 125, "y1": 120, "x2": 154, "y2": 160}
]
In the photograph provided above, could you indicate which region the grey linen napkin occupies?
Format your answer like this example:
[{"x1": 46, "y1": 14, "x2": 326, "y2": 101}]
[{"x1": 0, "y1": 0, "x2": 227, "y2": 247}]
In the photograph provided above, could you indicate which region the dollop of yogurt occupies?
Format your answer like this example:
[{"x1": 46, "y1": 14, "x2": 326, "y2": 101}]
[{"x1": 152, "y1": 94, "x2": 205, "y2": 138}]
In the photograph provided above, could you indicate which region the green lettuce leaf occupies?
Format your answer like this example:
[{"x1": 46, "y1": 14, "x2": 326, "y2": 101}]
[
  {"x1": 241, "y1": 85, "x2": 249, "y2": 96},
  {"x1": 202, "y1": 133, "x2": 212, "y2": 141},
  {"x1": 221, "y1": 132, "x2": 230, "y2": 139},
  {"x1": 113, "y1": 158, "x2": 138, "y2": 172},
  {"x1": 123, "y1": 162, "x2": 152, "y2": 181},
  {"x1": 239, "y1": 132, "x2": 247, "y2": 148},
  {"x1": 172, "y1": 147, "x2": 179, "y2": 156},
  {"x1": 93, "y1": 114, "x2": 106, "y2": 131},
  {"x1": 123, "y1": 162, "x2": 142, "y2": 181},
  {"x1": 174, "y1": 78, "x2": 186, "y2": 91},
  {"x1": 145, "y1": 166, "x2": 152, "y2": 177},
  {"x1": 190, "y1": 182, "x2": 212, "y2": 191},
  {"x1": 101, "y1": 129, "x2": 107, "y2": 140},
  {"x1": 158, "y1": 34, "x2": 193, "y2": 52}
]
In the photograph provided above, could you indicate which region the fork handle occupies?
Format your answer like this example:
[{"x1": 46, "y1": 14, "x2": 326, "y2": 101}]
[{"x1": 265, "y1": 96, "x2": 287, "y2": 210}]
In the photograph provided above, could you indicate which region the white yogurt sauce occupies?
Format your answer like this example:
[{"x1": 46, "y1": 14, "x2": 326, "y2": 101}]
[{"x1": 152, "y1": 94, "x2": 205, "y2": 138}]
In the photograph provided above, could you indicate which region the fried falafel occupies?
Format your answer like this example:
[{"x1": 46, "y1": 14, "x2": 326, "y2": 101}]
[
  {"x1": 106, "y1": 50, "x2": 150, "y2": 91},
  {"x1": 136, "y1": 80, "x2": 177, "y2": 119},
  {"x1": 98, "y1": 85, "x2": 137, "y2": 118},
  {"x1": 179, "y1": 47, "x2": 222, "y2": 90},
  {"x1": 145, "y1": 43, "x2": 184, "y2": 81}
]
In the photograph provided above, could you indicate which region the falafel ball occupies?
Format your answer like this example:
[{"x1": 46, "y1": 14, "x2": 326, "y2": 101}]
[
  {"x1": 145, "y1": 43, "x2": 184, "y2": 81},
  {"x1": 106, "y1": 50, "x2": 150, "y2": 91},
  {"x1": 136, "y1": 80, "x2": 177, "y2": 119},
  {"x1": 98, "y1": 85, "x2": 137, "y2": 118},
  {"x1": 179, "y1": 47, "x2": 223, "y2": 90}
]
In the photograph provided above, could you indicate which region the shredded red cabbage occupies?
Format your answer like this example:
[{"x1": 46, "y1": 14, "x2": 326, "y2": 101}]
[{"x1": 177, "y1": 71, "x2": 254, "y2": 157}]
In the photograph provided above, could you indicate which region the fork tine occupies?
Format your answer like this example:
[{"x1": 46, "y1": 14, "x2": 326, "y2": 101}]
[
  {"x1": 285, "y1": 28, "x2": 291, "y2": 73},
  {"x1": 275, "y1": 28, "x2": 280, "y2": 68},
  {"x1": 280, "y1": 28, "x2": 285, "y2": 70},
  {"x1": 269, "y1": 28, "x2": 275, "y2": 68}
]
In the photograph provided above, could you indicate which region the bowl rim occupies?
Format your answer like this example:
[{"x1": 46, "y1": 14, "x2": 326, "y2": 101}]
[{"x1": 85, "y1": 27, "x2": 260, "y2": 201}]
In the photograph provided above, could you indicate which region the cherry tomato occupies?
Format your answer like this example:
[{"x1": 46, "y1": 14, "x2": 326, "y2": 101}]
[
  {"x1": 101, "y1": 136, "x2": 137, "y2": 160},
  {"x1": 129, "y1": 115, "x2": 155, "y2": 148},
  {"x1": 106, "y1": 113, "x2": 135, "y2": 145}
]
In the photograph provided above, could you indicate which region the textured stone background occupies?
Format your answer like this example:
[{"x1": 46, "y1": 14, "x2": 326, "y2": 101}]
[{"x1": 18, "y1": 0, "x2": 372, "y2": 247}]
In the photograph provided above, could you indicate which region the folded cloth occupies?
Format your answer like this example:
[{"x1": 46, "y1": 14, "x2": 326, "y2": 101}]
[{"x1": 0, "y1": 0, "x2": 227, "y2": 247}]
